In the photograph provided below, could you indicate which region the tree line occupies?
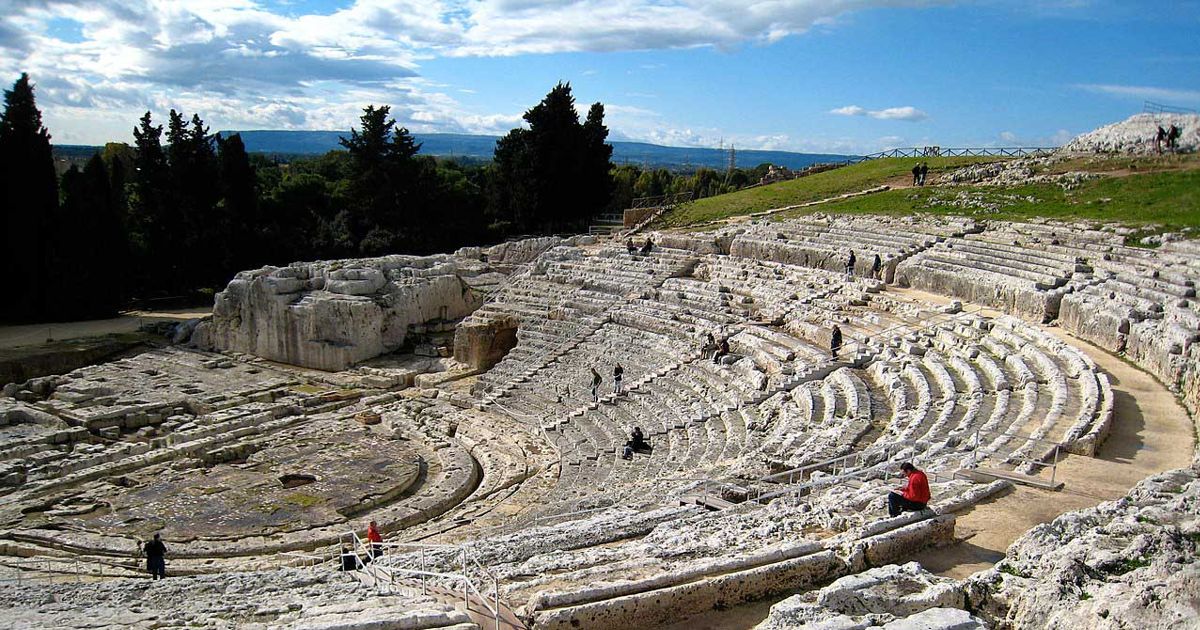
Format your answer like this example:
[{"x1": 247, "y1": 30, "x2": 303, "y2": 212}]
[{"x1": 1, "y1": 75, "x2": 771, "y2": 324}]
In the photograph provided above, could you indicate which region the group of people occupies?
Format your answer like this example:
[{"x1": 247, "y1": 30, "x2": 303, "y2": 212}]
[
  {"x1": 1155, "y1": 124, "x2": 1183, "y2": 153},
  {"x1": 702, "y1": 332, "x2": 732, "y2": 364},
  {"x1": 845, "y1": 250, "x2": 884, "y2": 280},
  {"x1": 627, "y1": 237, "x2": 654, "y2": 256},
  {"x1": 910, "y1": 162, "x2": 930, "y2": 186},
  {"x1": 590, "y1": 364, "x2": 625, "y2": 402}
]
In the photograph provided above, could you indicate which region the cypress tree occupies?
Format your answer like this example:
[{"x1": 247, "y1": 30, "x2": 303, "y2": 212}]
[
  {"x1": 130, "y1": 111, "x2": 171, "y2": 294},
  {"x1": 0, "y1": 73, "x2": 57, "y2": 322},
  {"x1": 216, "y1": 133, "x2": 259, "y2": 271}
]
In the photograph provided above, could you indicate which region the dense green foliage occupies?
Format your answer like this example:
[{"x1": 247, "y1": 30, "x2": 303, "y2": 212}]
[
  {"x1": 1, "y1": 74, "x2": 70, "y2": 321},
  {"x1": 488, "y1": 83, "x2": 614, "y2": 233}
]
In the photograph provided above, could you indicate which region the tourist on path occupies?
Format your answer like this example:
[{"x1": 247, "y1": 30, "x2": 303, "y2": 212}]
[
  {"x1": 141, "y1": 533, "x2": 167, "y2": 580},
  {"x1": 830, "y1": 325, "x2": 843, "y2": 360},
  {"x1": 918, "y1": 163, "x2": 929, "y2": 186},
  {"x1": 846, "y1": 250, "x2": 857, "y2": 276},
  {"x1": 911, "y1": 164, "x2": 920, "y2": 186},
  {"x1": 613, "y1": 364, "x2": 624, "y2": 394},
  {"x1": 887, "y1": 462, "x2": 931, "y2": 517},
  {"x1": 871, "y1": 254, "x2": 883, "y2": 280},
  {"x1": 367, "y1": 520, "x2": 384, "y2": 559},
  {"x1": 1156, "y1": 125, "x2": 1168, "y2": 154},
  {"x1": 1167, "y1": 125, "x2": 1181, "y2": 151},
  {"x1": 591, "y1": 368, "x2": 602, "y2": 402}
]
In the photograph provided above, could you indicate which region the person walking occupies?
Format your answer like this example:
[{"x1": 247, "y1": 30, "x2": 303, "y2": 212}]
[
  {"x1": 613, "y1": 363, "x2": 624, "y2": 395},
  {"x1": 591, "y1": 368, "x2": 602, "y2": 402},
  {"x1": 918, "y1": 162, "x2": 929, "y2": 186},
  {"x1": 887, "y1": 462, "x2": 931, "y2": 517},
  {"x1": 911, "y1": 163, "x2": 920, "y2": 186},
  {"x1": 871, "y1": 253, "x2": 883, "y2": 280},
  {"x1": 1167, "y1": 125, "x2": 1181, "y2": 151},
  {"x1": 142, "y1": 533, "x2": 167, "y2": 580},
  {"x1": 1156, "y1": 125, "x2": 1168, "y2": 154},
  {"x1": 830, "y1": 325, "x2": 843, "y2": 360},
  {"x1": 366, "y1": 520, "x2": 384, "y2": 559},
  {"x1": 846, "y1": 250, "x2": 857, "y2": 276}
]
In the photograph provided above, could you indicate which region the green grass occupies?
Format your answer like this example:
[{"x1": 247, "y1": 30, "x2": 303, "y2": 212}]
[
  {"x1": 657, "y1": 157, "x2": 1002, "y2": 227},
  {"x1": 771, "y1": 168, "x2": 1200, "y2": 235},
  {"x1": 655, "y1": 153, "x2": 1200, "y2": 234}
]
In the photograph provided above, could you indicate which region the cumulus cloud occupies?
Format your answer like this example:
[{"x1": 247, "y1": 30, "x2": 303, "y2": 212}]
[
  {"x1": 2, "y1": 0, "x2": 956, "y2": 143},
  {"x1": 831, "y1": 104, "x2": 928, "y2": 121}
]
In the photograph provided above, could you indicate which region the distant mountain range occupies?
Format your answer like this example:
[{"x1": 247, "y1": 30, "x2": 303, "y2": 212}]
[
  {"x1": 52, "y1": 130, "x2": 856, "y2": 171},
  {"x1": 216, "y1": 130, "x2": 856, "y2": 170}
]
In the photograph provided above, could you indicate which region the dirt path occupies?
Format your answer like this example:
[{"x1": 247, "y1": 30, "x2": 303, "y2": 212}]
[
  {"x1": 0, "y1": 309, "x2": 211, "y2": 350},
  {"x1": 910, "y1": 325, "x2": 1195, "y2": 578}
]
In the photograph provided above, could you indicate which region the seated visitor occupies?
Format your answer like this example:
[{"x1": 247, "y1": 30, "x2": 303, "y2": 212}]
[
  {"x1": 887, "y1": 462, "x2": 931, "y2": 517},
  {"x1": 711, "y1": 337, "x2": 730, "y2": 363},
  {"x1": 630, "y1": 426, "x2": 650, "y2": 453}
]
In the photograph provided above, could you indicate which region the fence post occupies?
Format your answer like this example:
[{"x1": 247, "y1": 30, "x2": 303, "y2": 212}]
[
  {"x1": 494, "y1": 575, "x2": 501, "y2": 630},
  {"x1": 461, "y1": 547, "x2": 469, "y2": 608},
  {"x1": 1050, "y1": 445, "x2": 1060, "y2": 487}
]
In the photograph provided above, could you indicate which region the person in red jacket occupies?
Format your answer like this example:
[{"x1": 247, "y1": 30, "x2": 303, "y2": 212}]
[
  {"x1": 366, "y1": 520, "x2": 384, "y2": 559},
  {"x1": 888, "y1": 462, "x2": 931, "y2": 517}
]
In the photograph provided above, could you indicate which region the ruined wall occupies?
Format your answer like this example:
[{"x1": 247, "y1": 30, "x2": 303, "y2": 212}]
[{"x1": 200, "y1": 254, "x2": 499, "y2": 371}]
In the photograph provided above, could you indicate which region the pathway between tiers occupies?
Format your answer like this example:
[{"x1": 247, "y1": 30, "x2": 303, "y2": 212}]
[{"x1": 887, "y1": 286, "x2": 1196, "y2": 578}]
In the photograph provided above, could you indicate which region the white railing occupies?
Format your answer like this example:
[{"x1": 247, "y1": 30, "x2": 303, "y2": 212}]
[{"x1": 340, "y1": 532, "x2": 506, "y2": 630}]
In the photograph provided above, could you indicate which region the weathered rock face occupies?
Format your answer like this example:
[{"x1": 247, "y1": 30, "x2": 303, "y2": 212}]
[
  {"x1": 200, "y1": 252, "x2": 502, "y2": 371},
  {"x1": 963, "y1": 461, "x2": 1200, "y2": 629},
  {"x1": 755, "y1": 562, "x2": 986, "y2": 630},
  {"x1": 1062, "y1": 113, "x2": 1200, "y2": 155},
  {"x1": 453, "y1": 314, "x2": 519, "y2": 370}
]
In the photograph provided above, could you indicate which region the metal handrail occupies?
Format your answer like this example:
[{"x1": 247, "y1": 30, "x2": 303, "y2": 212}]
[{"x1": 342, "y1": 533, "x2": 506, "y2": 630}]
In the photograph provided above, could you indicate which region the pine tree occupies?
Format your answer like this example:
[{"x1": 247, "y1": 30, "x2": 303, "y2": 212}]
[
  {"x1": 0, "y1": 73, "x2": 57, "y2": 321},
  {"x1": 339, "y1": 105, "x2": 427, "y2": 255},
  {"x1": 489, "y1": 83, "x2": 614, "y2": 234}
]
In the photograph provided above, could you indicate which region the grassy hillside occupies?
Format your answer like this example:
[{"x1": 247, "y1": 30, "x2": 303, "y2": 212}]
[
  {"x1": 657, "y1": 154, "x2": 1200, "y2": 236},
  {"x1": 780, "y1": 168, "x2": 1200, "y2": 234},
  {"x1": 657, "y1": 157, "x2": 998, "y2": 227}
]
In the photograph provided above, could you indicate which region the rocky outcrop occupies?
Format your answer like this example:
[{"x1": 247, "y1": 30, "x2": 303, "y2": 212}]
[
  {"x1": 755, "y1": 562, "x2": 986, "y2": 630},
  {"x1": 0, "y1": 567, "x2": 470, "y2": 629},
  {"x1": 1062, "y1": 113, "x2": 1200, "y2": 155},
  {"x1": 199, "y1": 252, "x2": 503, "y2": 371},
  {"x1": 963, "y1": 461, "x2": 1200, "y2": 629}
]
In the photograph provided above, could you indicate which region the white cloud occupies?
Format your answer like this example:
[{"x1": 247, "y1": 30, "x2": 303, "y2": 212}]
[
  {"x1": 1074, "y1": 83, "x2": 1200, "y2": 104},
  {"x1": 999, "y1": 130, "x2": 1018, "y2": 143},
  {"x1": 830, "y1": 105, "x2": 866, "y2": 116},
  {"x1": 830, "y1": 104, "x2": 928, "y2": 121},
  {"x1": 1, "y1": 0, "x2": 958, "y2": 144}
]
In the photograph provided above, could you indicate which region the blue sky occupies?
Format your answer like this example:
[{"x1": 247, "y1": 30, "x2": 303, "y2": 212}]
[{"x1": 2, "y1": 0, "x2": 1198, "y2": 154}]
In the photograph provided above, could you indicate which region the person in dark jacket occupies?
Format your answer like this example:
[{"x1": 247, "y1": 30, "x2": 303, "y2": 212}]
[
  {"x1": 142, "y1": 533, "x2": 167, "y2": 580},
  {"x1": 613, "y1": 364, "x2": 624, "y2": 394},
  {"x1": 830, "y1": 325, "x2": 843, "y2": 359},
  {"x1": 590, "y1": 368, "x2": 602, "y2": 402},
  {"x1": 871, "y1": 253, "x2": 883, "y2": 280},
  {"x1": 918, "y1": 162, "x2": 929, "y2": 186},
  {"x1": 846, "y1": 250, "x2": 856, "y2": 276}
]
